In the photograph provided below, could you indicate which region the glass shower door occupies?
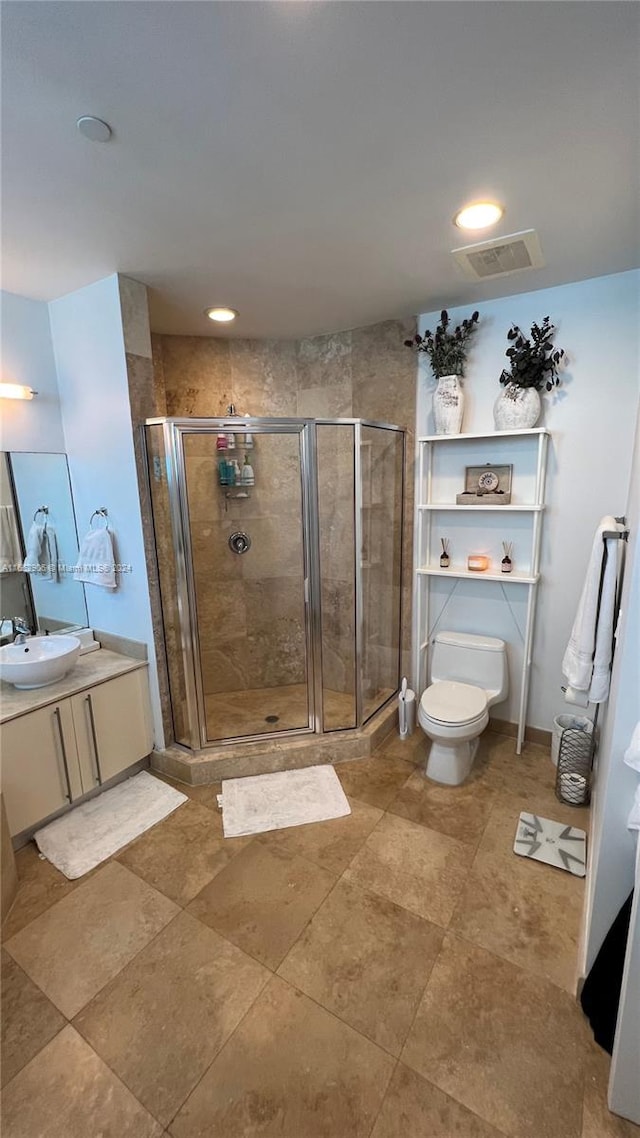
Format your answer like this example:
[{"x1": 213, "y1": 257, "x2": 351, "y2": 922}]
[
  {"x1": 182, "y1": 424, "x2": 312, "y2": 744},
  {"x1": 360, "y1": 424, "x2": 404, "y2": 721}
]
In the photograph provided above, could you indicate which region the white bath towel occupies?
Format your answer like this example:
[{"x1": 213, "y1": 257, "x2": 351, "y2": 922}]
[
  {"x1": 624, "y1": 722, "x2": 640, "y2": 773},
  {"x1": 628, "y1": 783, "x2": 640, "y2": 831},
  {"x1": 22, "y1": 521, "x2": 59, "y2": 581},
  {"x1": 74, "y1": 527, "x2": 117, "y2": 588},
  {"x1": 562, "y1": 516, "x2": 621, "y2": 704},
  {"x1": 562, "y1": 686, "x2": 590, "y2": 709},
  {"x1": 0, "y1": 505, "x2": 22, "y2": 572}
]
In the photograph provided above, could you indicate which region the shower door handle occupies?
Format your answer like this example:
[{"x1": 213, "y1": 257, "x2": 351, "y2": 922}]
[{"x1": 304, "y1": 577, "x2": 309, "y2": 604}]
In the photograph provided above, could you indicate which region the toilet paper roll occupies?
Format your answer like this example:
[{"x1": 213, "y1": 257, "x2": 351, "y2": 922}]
[{"x1": 560, "y1": 771, "x2": 587, "y2": 803}]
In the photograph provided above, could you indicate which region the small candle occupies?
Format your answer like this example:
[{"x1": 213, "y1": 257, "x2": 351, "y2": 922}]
[{"x1": 468, "y1": 554, "x2": 489, "y2": 572}]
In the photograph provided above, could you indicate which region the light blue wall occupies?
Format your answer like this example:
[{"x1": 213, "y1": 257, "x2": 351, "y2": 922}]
[
  {"x1": 0, "y1": 291, "x2": 65, "y2": 451},
  {"x1": 416, "y1": 269, "x2": 640, "y2": 729},
  {"x1": 49, "y1": 274, "x2": 163, "y2": 745}
]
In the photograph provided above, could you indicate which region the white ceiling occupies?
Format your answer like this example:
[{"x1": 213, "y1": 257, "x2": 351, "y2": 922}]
[{"x1": 2, "y1": 1, "x2": 639, "y2": 339}]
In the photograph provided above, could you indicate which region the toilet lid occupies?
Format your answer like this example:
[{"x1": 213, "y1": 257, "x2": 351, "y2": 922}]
[{"x1": 421, "y1": 681, "x2": 487, "y2": 726}]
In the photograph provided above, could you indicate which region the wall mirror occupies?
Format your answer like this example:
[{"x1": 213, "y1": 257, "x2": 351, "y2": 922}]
[{"x1": 0, "y1": 451, "x2": 88, "y2": 641}]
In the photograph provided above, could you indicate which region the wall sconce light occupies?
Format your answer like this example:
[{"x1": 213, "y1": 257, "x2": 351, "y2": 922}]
[{"x1": 0, "y1": 384, "x2": 38, "y2": 400}]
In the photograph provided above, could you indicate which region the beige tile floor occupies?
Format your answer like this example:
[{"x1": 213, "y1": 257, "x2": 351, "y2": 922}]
[{"x1": 2, "y1": 730, "x2": 638, "y2": 1138}]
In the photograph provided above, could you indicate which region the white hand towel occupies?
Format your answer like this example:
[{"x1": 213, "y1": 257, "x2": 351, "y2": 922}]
[
  {"x1": 562, "y1": 516, "x2": 620, "y2": 704},
  {"x1": 0, "y1": 505, "x2": 22, "y2": 572},
  {"x1": 41, "y1": 524, "x2": 60, "y2": 582},
  {"x1": 74, "y1": 528, "x2": 117, "y2": 589},
  {"x1": 21, "y1": 521, "x2": 58, "y2": 579},
  {"x1": 624, "y1": 722, "x2": 640, "y2": 772},
  {"x1": 22, "y1": 521, "x2": 45, "y2": 574}
]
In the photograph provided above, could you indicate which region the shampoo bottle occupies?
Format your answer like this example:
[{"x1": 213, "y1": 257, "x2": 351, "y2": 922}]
[{"x1": 242, "y1": 455, "x2": 255, "y2": 485}]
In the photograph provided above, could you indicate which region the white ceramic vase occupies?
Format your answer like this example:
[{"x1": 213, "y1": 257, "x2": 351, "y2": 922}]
[
  {"x1": 493, "y1": 383, "x2": 541, "y2": 430},
  {"x1": 433, "y1": 375, "x2": 464, "y2": 435}
]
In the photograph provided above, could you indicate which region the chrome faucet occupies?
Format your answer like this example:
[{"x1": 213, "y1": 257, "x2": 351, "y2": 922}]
[{"x1": 0, "y1": 616, "x2": 32, "y2": 645}]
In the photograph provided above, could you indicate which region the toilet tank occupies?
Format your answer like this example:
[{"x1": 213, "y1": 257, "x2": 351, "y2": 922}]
[{"x1": 431, "y1": 631, "x2": 508, "y2": 702}]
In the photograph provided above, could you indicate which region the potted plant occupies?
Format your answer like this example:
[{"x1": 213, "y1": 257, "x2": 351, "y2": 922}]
[
  {"x1": 405, "y1": 309, "x2": 480, "y2": 434},
  {"x1": 494, "y1": 316, "x2": 565, "y2": 429}
]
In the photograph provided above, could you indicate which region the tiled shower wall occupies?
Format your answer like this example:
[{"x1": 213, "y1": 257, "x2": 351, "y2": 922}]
[{"x1": 147, "y1": 318, "x2": 416, "y2": 742}]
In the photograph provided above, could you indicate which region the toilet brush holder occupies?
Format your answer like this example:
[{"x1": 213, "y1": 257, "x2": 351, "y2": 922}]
[{"x1": 398, "y1": 685, "x2": 416, "y2": 738}]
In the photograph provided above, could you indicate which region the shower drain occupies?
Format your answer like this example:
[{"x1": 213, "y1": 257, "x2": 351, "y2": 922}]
[{"x1": 265, "y1": 715, "x2": 280, "y2": 724}]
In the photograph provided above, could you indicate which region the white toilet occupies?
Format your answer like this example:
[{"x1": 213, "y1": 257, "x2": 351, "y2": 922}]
[{"x1": 418, "y1": 630, "x2": 508, "y2": 785}]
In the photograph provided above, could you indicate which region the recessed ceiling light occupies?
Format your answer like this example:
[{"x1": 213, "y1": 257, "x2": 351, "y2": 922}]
[
  {"x1": 76, "y1": 116, "x2": 113, "y2": 143},
  {"x1": 205, "y1": 307, "x2": 238, "y2": 323},
  {"x1": 454, "y1": 202, "x2": 504, "y2": 230}
]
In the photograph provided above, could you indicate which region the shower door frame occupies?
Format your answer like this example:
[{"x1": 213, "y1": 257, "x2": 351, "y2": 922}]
[
  {"x1": 158, "y1": 417, "x2": 320, "y2": 750},
  {"x1": 146, "y1": 416, "x2": 405, "y2": 751}
]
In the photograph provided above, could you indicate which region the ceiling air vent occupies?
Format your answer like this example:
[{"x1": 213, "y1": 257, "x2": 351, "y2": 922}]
[{"x1": 451, "y1": 229, "x2": 545, "y2": 281}]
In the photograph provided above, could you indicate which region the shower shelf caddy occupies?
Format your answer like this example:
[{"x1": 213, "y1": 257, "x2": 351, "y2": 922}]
[{"x1": 413, "y1": 427, "x2": 550, "y2": 754}]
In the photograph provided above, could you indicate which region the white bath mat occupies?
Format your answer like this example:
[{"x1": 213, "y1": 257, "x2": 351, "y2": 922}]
[
  {"x1": 513, "y1": 812, "x2": 587, "y2": 877},
  {"x1": 35, "y1": 771, "x2": 187, "y2": 880},
  {"x1": 219, "y1": 765, "x2": 351, "y2": 838}
]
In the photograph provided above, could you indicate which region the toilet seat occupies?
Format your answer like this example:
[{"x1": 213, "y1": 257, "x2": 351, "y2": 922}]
[{"x1": 420, "y1": 681, "x2": 487, "y2": 727}]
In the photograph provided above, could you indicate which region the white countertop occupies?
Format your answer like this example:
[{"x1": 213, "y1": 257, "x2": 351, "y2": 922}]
[{"x1": 0, "y1": 649, "x2": 148, "y2": 725}]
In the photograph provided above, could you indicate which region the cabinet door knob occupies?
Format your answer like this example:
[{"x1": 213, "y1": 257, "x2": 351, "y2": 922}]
[
  {"x1": 53, "y1": 707, "x2": 73, "y2": 802},
  {"x1": 85, "y1": 694, "x2": 103, "y2": 785}
]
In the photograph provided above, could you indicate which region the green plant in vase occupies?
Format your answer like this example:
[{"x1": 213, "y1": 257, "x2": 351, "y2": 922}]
[
  {"x1": 495, "y1": 316, "x2": 566, "y2": 429},
  {"x1": 405, "y1": 309, "x2": 480, "y2": 434}
]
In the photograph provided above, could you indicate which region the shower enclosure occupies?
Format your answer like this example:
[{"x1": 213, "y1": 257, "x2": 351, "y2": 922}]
[{"x1": 145, "y1": 417, "x2": 404, "y2": 751}]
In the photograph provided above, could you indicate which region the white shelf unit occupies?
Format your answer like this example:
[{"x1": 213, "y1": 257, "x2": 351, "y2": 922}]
[{"x1": 413, "y1": 428, "x2": 550, "y2": 754}]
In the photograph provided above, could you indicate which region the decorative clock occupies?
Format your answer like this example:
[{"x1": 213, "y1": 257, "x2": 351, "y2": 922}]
[{"x1": 456, "y1": 463, "x2": 513, "y2": 505}]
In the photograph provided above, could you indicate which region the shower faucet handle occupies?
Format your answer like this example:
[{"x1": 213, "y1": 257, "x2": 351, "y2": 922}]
[{"x1": 229, "y1": 531, "x2": 251, "y2": 555}]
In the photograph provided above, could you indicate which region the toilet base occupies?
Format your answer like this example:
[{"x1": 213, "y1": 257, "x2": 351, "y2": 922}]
[{"x1": 425, "y1": 736, "x2": 480, "y2": 786}]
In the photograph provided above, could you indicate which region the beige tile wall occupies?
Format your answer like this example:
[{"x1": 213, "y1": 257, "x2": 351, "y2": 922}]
[{"x1": 146, "y1": 316, "x2": 416, "y2": 742}]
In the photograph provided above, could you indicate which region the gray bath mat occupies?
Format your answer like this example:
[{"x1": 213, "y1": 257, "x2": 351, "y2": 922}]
[
  {"x1": 35, "y1": 771, "x2": 187, "y2": 879},
  {"x1": 219, "y1": 765, "x2": 351, "y2": 838},
  {"x1": 514, "y1": 812, "x2": 587, "y2": 877}
]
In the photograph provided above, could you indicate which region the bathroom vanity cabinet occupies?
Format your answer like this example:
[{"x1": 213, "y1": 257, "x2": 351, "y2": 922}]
[
  {"x1": 414, "y1": 428, "x2": 550, "y2": 754},
  {"x1": 1, "y1": 659, "x2": 153, "y2": 838}
]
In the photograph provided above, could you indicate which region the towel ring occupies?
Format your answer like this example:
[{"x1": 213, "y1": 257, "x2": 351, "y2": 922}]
[
  {"x1": 33, "y1": 506, "x2": 49, "y2": 522},
  {"x1": 90, "y1": 507, "x2": 109, "y2": 529}
]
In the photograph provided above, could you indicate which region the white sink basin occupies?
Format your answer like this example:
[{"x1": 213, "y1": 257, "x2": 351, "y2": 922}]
[{"x1": 0, "y1": 635, "x2": 82, "y2": 689}]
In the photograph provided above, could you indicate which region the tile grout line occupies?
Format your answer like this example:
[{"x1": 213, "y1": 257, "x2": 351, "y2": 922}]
[
  {"x1": 5, "y1": 739, "x2": 592, "y2": 1136},
  {"x1": 71, "y1": 896, "x2": 277, "y2": 1131},
  {"x1": 161, "y1": 962, "x2": 278, "y2": 1134}
]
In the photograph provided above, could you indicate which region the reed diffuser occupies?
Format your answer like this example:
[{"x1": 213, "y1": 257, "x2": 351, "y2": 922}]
[
  {"x1": 501, "y1": 541, "x2": 513, "y2": 574},
  {"x1": 439, "y1": 537, "x2": 450, "y2": 569}
]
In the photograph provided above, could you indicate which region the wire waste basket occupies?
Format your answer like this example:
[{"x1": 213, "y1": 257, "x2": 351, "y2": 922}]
[{"x1": 555, "y1": 721, "x2": 596, "y2": 807}]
